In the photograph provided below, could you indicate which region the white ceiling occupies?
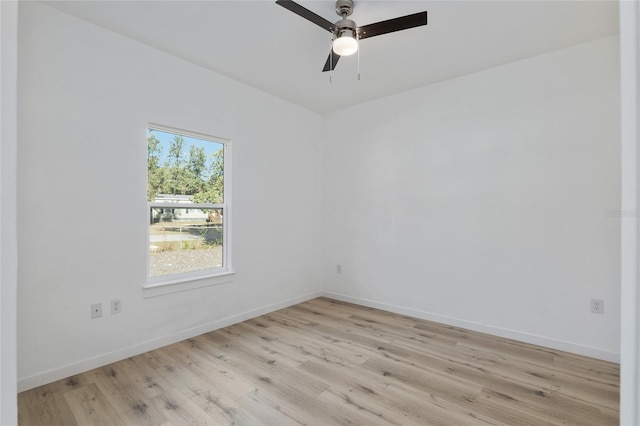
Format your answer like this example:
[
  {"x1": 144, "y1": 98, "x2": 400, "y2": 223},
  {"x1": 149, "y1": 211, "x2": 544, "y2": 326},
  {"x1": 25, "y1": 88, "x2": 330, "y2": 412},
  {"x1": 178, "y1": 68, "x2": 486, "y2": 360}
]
[{"x1": 43, "y1": 0, "x2": 619, "y2": 113}]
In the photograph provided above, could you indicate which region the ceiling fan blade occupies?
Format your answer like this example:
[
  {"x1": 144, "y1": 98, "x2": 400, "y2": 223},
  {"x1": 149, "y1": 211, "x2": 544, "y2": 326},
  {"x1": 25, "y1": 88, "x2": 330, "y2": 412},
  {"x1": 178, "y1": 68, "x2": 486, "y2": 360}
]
[
  {"x1": 357, "y1": 11, "x2": 427, "y2": 40},
  {"x1": 322, "y1": 50, "x2": 341, "y2": 72},
  {"x1": 275, "y1": 0, "x2": 336, "y2": 32}
]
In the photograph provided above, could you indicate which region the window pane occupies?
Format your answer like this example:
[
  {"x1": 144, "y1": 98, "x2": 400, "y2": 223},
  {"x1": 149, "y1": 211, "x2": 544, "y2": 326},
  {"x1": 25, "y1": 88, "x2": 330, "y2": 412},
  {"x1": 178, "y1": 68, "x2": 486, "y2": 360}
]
[
  {"x1": 149, "y1": 207, "x2": 223, "y2": 277},
  {"x1": 147, "y1": 128, "x2": 224, "y2": 203}
]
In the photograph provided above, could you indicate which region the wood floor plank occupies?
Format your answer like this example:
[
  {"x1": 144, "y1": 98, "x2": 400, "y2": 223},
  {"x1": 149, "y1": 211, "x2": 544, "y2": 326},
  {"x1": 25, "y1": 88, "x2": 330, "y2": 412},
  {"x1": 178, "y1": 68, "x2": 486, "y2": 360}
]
[
  {"x1": 304, "y1": 360, "x2": 488, "y2": 426},
  {"x1": 116, "y1": 357, "x2": 167, "y2": 400},
  {"x1": 193, "y1": 335, "x2": 352, "y2": 425},
  {"x1": 158, "y1": 340, "x2": 257, "y2": 402},
  {"x1": 242, "y1": 317, "x2": 370, "y2": 368},
  {"x1": 480, "y1": 386, "x2": 606, "y2": 426},
  {"x1": 315, "y1": 389, "x2": 401, "y2": 426},
  {"x1": 153, "y1": 357, "x2": 266, "y2": 425},
  {"x1": 148, "y1": 391, "x2": 216, "y2": 426},
  {"x1": 90, "y1": 364, "x2": 167, "y2": 425},
  {"x1": 19, "y1": 297, "x2": 620, "y2": 425},
  {"x1": 176, "y1": 332, "x2": 328, "y2": 419},
  {"x1": 18, "y1": 383, "x2": 79, "y2": 426},
  {"x1": 133, "y1": 348, "x2": 175, "y2": 370},
  {"x1": 237, "y1": 388, "x2": 308, "y2": 426},
  {"x1": 63, "y1": 383, "x2": 125, "y2": 426}
]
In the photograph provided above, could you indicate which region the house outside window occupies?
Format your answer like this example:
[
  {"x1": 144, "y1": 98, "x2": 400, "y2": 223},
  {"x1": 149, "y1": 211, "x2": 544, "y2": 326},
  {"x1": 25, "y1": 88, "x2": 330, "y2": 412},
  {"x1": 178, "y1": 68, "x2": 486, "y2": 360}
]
[{"x1": 147, "y1": 124, "x2": 231, "y2": 286}]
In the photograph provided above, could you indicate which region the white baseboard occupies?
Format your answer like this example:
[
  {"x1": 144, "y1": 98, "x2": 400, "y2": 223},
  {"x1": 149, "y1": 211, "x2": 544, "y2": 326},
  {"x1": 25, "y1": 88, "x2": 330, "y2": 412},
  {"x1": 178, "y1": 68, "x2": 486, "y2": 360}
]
[
  {"x1": 321, "y1": 291, "x2": 620, "y2": 364},
  {"x1": 17, "y1": 290, "x2": 323, "y2": 392}
]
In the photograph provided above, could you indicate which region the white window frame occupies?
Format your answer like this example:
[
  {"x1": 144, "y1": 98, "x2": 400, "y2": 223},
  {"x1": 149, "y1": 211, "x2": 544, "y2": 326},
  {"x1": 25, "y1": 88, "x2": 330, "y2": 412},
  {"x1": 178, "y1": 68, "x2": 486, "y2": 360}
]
[{"x1": 144, "y1": 123, "x2": 233, "y2": 297}]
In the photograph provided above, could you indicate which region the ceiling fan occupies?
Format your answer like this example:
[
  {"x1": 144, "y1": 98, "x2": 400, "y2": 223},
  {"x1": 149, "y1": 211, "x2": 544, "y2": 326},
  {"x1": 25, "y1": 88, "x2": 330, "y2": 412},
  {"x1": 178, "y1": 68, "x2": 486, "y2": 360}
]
[{"x1": 275, "y1": 0, "x2": 428, "y2": 72}]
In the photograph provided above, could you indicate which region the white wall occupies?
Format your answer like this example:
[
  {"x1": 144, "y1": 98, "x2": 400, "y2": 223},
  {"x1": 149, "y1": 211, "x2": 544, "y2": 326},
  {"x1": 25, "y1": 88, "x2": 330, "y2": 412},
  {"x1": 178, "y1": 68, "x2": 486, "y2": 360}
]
[
  {"x1": 322, "y1": 36, "x2": 621, "y2": 361},
  {"x1": 17, "y1": 2, "x2": 323, "y2": 390},
  {"x1": 1, "y1": 0, "x2": 18, "y2": 423}
]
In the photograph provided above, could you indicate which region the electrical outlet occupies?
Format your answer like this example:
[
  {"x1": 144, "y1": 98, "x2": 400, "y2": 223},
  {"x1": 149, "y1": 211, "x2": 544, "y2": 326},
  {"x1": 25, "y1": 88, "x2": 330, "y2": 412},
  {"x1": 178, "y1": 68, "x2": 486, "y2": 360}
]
[
  {"x1": 91, "y1": 303, "x2": 102, "y2": 319},
  {"x1": 111, "y1": 299, "x2": 121, "y2": 314},
  {"x1": 591, "y1": 298, "x2": 604, "y2": 314}
]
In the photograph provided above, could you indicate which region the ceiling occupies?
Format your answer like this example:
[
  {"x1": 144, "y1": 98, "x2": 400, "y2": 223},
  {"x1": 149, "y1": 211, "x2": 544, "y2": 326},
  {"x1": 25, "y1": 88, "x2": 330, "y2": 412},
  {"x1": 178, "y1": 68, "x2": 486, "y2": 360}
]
[{"x1": 43, "y1": 0, "x2": 619, "y2": 114}]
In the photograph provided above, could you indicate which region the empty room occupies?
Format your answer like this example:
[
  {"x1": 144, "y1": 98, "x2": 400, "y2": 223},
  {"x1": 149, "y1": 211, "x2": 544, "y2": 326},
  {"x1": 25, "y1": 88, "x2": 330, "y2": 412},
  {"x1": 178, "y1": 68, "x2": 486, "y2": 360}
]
[{"x1": 2, "y1": 0, "x2": 640, "y2": 425}]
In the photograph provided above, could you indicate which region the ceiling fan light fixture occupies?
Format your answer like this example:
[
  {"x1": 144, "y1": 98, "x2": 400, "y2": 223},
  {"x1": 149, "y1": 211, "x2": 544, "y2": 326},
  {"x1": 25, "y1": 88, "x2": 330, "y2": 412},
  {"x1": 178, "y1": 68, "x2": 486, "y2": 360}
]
[
  {"x1": 275, "y1": 0, "x2": 428, "y2": 72},
  {"x1": 333, "y1": 29, "x2": 358, "y2": 56}
]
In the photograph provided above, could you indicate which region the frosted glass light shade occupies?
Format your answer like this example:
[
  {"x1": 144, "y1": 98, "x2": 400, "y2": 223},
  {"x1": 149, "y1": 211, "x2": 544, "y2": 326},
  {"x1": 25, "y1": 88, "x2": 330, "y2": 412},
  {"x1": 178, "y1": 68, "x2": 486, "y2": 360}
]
[{"x1": 333, "y1": 32, "x2": 358, "y2": 56}]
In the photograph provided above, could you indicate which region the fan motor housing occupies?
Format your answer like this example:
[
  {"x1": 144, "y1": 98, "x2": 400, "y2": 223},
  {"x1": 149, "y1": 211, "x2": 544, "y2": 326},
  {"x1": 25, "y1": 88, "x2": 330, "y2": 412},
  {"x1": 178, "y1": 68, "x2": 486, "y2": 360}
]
[{"x1": 334, "y1": 18, "x2": 356, "y2": 31}]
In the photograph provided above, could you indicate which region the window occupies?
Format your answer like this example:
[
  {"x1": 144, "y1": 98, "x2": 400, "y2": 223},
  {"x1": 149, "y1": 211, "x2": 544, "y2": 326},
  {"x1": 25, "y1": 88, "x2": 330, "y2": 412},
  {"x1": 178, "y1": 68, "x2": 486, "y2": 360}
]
[{"x1": 146, "y1": 124, "x2": 231, "y2": 287}]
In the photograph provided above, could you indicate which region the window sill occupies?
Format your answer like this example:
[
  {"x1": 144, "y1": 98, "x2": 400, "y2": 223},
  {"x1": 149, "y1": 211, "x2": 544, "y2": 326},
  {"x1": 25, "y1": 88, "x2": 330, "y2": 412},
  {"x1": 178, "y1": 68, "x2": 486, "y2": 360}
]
[{"x1": 143, "y1": 270, "x2": 235, "y2": 298}]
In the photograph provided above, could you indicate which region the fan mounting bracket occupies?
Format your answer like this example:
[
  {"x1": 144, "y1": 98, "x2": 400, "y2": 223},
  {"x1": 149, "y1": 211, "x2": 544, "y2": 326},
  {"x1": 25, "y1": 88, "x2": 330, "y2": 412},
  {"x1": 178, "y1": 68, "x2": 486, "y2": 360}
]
[{"x1": 335, "y1": 0, "x2": 354, "y2": 17}]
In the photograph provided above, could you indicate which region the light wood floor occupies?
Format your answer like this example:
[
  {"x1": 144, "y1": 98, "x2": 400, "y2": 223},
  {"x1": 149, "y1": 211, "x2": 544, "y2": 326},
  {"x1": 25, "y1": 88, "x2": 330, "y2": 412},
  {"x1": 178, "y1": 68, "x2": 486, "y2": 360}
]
[{"x1": 18, "y1": 297, "x2": 619, "y2": 425}]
